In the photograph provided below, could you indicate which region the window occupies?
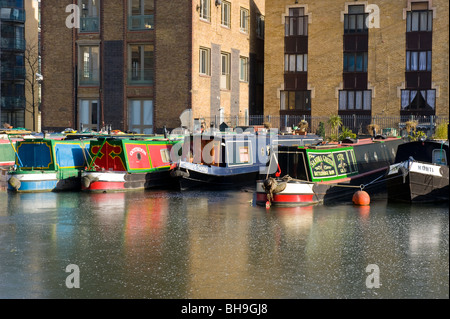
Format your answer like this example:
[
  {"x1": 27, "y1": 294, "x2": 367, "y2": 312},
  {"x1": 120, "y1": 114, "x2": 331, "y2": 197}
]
[
  {"x1": 284, "y1": 54, "x2": 308, "y2": 72},
  {"x1": 79, "y1": 100, "x2": 99, "y2": 131},
  {"x1": 221, "y1": 1, "x2": 230, "y2": 28},
  {"x1": 406, "y1": 51, "x2": 432, "y2": 71},
  {"x1": 79, "y1": 46, "x2": 99, "y2": 85},
  {"x1": 344, "y1": 52, "x2": 368, "y2": 72},
  {"x1": 129, "y1": 100, "x2": 153, "y2": 134},
  {"x1": 240, "y1": 56, "x2": 248, "y2": 82},
  {"x1": 129, "y1": 44, "x2": 154, "y2": 84},
  {"x1": 80, "y1": 0, "x2": 99, "y2": 32},
  {"x1": 256, "y1": 14, "x2": 265, "y2": 38},
  {"x1": 407, "y1": 10, "x2": 432, "y2": 32},
  {"x1": 200, "y1": 0, "x2": 210, "y2": 21},
  {"x1": 221, "y1": 52, "x2": 230, "y2": 90},
  {"x1": 339, "y1": 90, "x2": 372, "y2": 111},
  {"x1": 401, "y1": 89, "x2": 435, "y2": 111},
  {"x1": 1, "y1": 110, "x2": 24, "y2": 128},
  {"x1": 129, "y1": 0, "x2": 154, "y2": 30},
  {"x1": 199, "y1": 47, "x2": 211, "y2": 76},
  {"x1": 344, "y1": 5, "x2": 368, "y2": 34},
  {"x1": 240, "y1": 8, "x2": 249, "y2": 33},
  {"x1": 285, "y1": 8, "x2": 308, "y2": 36},
  {"x1": 432, "y1": 149, "x2": 447, "y2": 165},
  {"x1": 280, "y1": 91, "x2": 311, "y2": 111}
]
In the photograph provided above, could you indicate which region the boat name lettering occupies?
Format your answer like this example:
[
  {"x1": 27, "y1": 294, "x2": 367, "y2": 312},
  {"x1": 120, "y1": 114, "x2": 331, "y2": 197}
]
[
  {"x1": 129, "y1": 147, "x2": 147, "y2": 157},
  {"x1": 185, "y1": 163, "x2": 209, "y2": 174},
  {"x1": 309, "y1": 153, "x2": 337, "y2": 177},
  {"x1": 410, "y1": 162, "x2": 442, "y2": 177}
]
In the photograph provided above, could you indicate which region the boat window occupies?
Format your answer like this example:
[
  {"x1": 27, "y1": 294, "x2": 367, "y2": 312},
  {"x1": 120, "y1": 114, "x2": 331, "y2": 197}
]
[
  {"x1": 239, "y1": 147, "x2": 250, "y2": 163},
  {"x1": 160, "y1": 148, "x2": 170, "y2": 163},
  {"x1": 432, "y1": 149, "x2": 447, "y2": 165},
  {"x1": 227, "y1": 142, "x2": 253, "y2": 166}
]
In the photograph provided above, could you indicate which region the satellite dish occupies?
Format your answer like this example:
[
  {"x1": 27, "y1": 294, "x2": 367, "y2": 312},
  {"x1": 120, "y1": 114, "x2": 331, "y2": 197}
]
[{"x1": 215, "y1": 0, "x2": 222, "y2": 6}]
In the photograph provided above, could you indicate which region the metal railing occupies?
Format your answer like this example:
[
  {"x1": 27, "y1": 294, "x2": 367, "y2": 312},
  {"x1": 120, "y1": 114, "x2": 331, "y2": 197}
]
[{"x1": 196, "y1": 114, "x2": 449, "y2": 138}]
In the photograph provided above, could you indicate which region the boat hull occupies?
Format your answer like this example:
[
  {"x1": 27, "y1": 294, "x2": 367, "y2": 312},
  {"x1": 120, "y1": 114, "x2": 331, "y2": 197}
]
[
  {"x1": 81, "y1": 170, "x2": 176, "y2": 192},
  {"x1": 7, "y1": 172, "x2": 81, "y2": 193},
  {"x1": 387, "y1": 160, "x2": 449, "y2": 203},
  {"x1": 174, "y1": 167, "x2": 260, "y2": 191},
  {"x1": 256, "y1": 166, "x2": 389, "y2": 207}
]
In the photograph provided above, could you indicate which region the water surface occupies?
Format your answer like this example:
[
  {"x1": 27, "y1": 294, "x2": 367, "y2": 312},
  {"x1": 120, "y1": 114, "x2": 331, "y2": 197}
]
[{"x1": 0, "y1": 190, "x2": 448, "y2": 299}]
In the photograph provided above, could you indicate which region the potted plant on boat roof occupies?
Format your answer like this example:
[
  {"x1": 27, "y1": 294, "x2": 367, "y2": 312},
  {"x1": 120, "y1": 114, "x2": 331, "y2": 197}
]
[
  {"x1": 367, "y1": 123, "x2": 380, "y2": 137},
  {"x1": 295, "y1": 120, "x2": 308, "y2": 135}
]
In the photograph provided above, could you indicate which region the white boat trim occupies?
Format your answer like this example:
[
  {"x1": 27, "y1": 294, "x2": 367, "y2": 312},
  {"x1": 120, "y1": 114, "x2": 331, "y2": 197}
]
[
  {"x1": 9, "y1": 173, "x2": 58, "y2": 182},
  {"x1": 82, "y1": 171, "x2": 126, "y2": 182}
]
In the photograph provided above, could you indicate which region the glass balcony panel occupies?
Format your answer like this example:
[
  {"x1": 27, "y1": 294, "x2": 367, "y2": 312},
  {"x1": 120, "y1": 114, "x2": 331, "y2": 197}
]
[
  {"x1": 128, "y1": 15, "x2": 154, "y2": 30},
  {"x1": 128, "y1": 68, "x2": 153, "y2": 85},
  {"x1": 80, "y1": 17, "x2": 99, "y2": 33}
]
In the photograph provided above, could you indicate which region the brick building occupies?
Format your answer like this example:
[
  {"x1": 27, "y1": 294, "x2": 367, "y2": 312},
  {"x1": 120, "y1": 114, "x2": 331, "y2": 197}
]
[
  {"x1": 264, "y1": 0, "x2": 449, "y2": 123},
  {"x1": 40, "y1": 0, "x2": 264, "y2": 133}
]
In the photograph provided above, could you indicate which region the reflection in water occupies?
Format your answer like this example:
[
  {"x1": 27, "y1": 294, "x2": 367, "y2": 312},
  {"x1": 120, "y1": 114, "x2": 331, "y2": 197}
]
[{"x1": 0, "y1": 191, "x2": 448, "y2": 299}]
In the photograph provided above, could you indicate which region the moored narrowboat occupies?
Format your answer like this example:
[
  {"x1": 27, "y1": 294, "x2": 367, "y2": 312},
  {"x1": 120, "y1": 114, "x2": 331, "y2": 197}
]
[
  {"x1": 7, "y1": 138, "x2": 92, "y2": 193},
  {"x1": 256, "y1": 137, "x2": 405, "y2": 207},
  {"x1": 81, "y1": 136, "x2": 181, "y2": 192},
  {"x1": 171, "y1": 132, "x2": 322, "y2": 191},
  {"x1": 386, "y1": 140, "x2": 449, "y2": 203}
]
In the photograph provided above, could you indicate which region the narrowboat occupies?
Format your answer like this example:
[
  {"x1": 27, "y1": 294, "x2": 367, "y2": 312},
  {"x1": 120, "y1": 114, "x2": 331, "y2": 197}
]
[
  {"x1": 81, "y1": 136, "x2": 181, "y2": 192},
  {"x1": 386, "y1": 140, "x2": 449, "y2": 203},
  {"x1": 7, "y1": 138, "x2": 91, "y2": 193},
  {"x1": 171, "y1": 132, "x2": 322, "y2": 191},
  {"x1": 256, "y1": 137, "x2": 405, "y2": 207}
]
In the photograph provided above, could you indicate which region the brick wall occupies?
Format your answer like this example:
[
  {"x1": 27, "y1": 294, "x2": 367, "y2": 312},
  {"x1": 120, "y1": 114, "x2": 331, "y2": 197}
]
[
  {"x1": 264, "y1": 0, "x2": 449, "y2": 118},
  {"x1": 41, "y1": 0, "x2": 75, "y2": 131}
]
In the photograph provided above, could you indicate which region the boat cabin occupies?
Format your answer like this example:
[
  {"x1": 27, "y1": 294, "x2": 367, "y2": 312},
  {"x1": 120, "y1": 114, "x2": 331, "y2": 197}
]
[
  {"x1": 15, "y1": 139, "x2": 90, "y2": 172},
  {"x1": 394, "y1": 140, "x2": 449, "y2": 166}
]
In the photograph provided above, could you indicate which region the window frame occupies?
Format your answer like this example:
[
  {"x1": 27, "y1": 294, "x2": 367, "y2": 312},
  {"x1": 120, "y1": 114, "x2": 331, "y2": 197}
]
[
  {"x1": 280, "y1": 90, "x2": 311, "y2": 112},
  {"x1": 128, "y1": 99, "x2": 154, "y2": 134},
  {"x1": 338, "y1": 90, "x2": 372, "y2": 111},
  {"x1": 400, "y1": 89, "x2": 436, "y2": 111},
  {"x1": 79, "y1": 0, "x2": 100, "y2": 33},
  {"x1": 220, "y1": 52, "x2": 231, "y2": 90},
  {"x1": 128, "y1": 43, "x2": 154, "y2": 85},
  {"x1": 200, "y1": 0, "x2": 211, "y2": 22},
  {"x1": 199, "y1": 47, "x2": 211, "y2": 76},
  {"x1": 78, "y1": 45, "x2": 100, "y2": 86},
  {"x1": 344, "y1": 5, "x2": 368, "y2": 34},
  {"x1": 239, "y1": 56, "x2": 249, "y2": 82},
  {"x1": 221, "y1": 1, "x2": 231, "y2": 28},
  {"x1": 128, "y1": 0, "x2": 154, "y2": 30},
  {"x1": 284, "y1": 53, "x2": 308, "y2": 72},
  {"x1": 240, "y1": 7, "x2": 249, "y2": 33}
]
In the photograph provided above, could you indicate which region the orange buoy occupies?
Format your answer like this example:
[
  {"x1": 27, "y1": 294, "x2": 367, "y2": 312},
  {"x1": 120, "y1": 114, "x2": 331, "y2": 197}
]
[{"x1": 352, "y1": 190, "x2": 371, "y2": 206}]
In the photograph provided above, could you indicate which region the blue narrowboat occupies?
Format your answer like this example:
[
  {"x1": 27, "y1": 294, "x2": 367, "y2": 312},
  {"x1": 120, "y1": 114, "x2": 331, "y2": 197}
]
[{"x1": 7, "y1": 138, "x2": 91, "y2": 193}]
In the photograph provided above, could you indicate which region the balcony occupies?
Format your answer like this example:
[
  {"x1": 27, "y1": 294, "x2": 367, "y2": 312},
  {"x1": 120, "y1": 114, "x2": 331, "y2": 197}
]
[
  {"x1": 80, "y1": 17, "x2": 99, "y2": 33},
  {"x1": 1, "y1": 66, "x2": 26, "y2": 80},
  {"x1": 0, "y1": 37, "x2": 25, "y2": 51},
  {"x1": 128, "y1": 68, "x2": 153, "y2": 85},
  {"x1": 0, "y1": 7, "x2": 25, "y2": 22},
  {"x1": 128, "y1": 15, "x2": 154, "y2": 31},
  {"x1": 1, "y1": 96, "x2": 26, "y2": 109}
]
